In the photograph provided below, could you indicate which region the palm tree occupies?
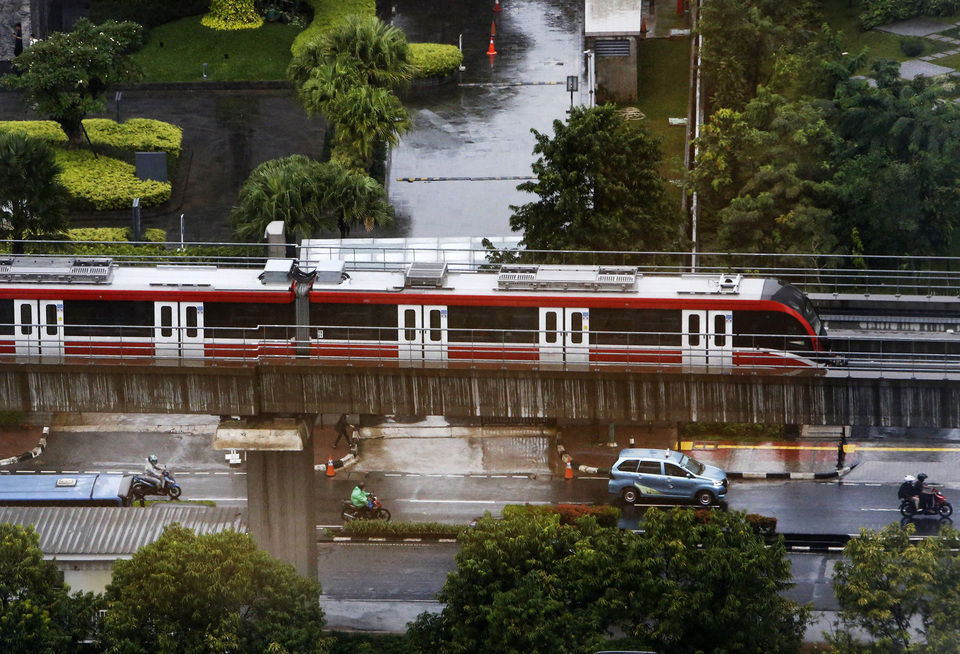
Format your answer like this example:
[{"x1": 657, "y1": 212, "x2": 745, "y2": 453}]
[
  {"x1": 231, "y1": 155, "x2": 393, "y2": 242},
  {"x1": 0, "y1": 132, "x2": 69, "y2": 254},
  {"x1": 324, "y1": 84, "x2": 411, "y2": 165},
  {"x1": 288, "y1": 15, "x2": 416, "y2": 91}
]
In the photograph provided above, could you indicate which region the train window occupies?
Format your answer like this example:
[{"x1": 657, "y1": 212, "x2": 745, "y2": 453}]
[
  {"x1": 447, "y1": 306, "x2": 537, "y2": 343},
  {"x1": 184, "y1": 306, "x2": 198, "y2": 338},
  {"x1": 404, "y1": 309, "x2": 417, "y2": 341},
  {"x1": 590, "y1": 308, "x2": 682, "y2": 346},
  {"x1": 0, "y1": 300, "x2": 13, "y2": 335},
  {"x1": 204, "y1": 302, "x2": 294, "y2": 340},
  {"x1": 44, "y1": 304, "x2": 58, "y2": 336},
  {"x1": 714, "y1": 314, "x2": 726, "y2": 347},
  {"x1": 19, "y1": 303, "x2": 32, "y2": 336},
  {"x1": 688, "y1": 314, "x2": 701, "y2": 347},
  {"x1": 733, "y1": 310, "x2": 812, "y2": 352},
  {"x1": 428, "y1": 309, "x2": 442, "y2": 342},
  {"x1": 64, "y1": 301, "x2": 153, "y2": 337},
  {"x1": 310, "y1": 303, "x2": 399, "y2": 341},
  {"x1": 159, "y1": 305, "x2": 173, "y2": 337},
  {"x1": 545, "y1": 311, "x2": 558, "y2": 344},
  {"x1": 570, "y1": 312, "x2": 583, "y2": 344}
]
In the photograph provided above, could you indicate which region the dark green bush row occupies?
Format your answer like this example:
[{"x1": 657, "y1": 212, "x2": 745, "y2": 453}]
[
  {"x1": 694, "y1": 509, "x2": 778, "y2": 535},
  {"x1": 510, "y1": 503, "x2": 622, "y2": 528},
  {"x1": 90, "y1": 0, "x2": 211, "y2": 29},
  {"x1": 860, "y1": 0, "x2": 960, "y2": 31},
  {"x1": 338, "y1": 520, "x2": 466, "y2": 536},
  {"x1": 680, "y1": 421, "x2": 785, "y2": 440},
  {"x1": 0, "y1": 412, "x2": 27, "y2": 427}
]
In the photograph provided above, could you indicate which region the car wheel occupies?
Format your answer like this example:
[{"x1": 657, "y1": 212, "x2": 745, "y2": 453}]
[
  {"x1": 621, "y1": 487, "x2": 640, "y2": 504},
  {"x1": 694, "y1": 490, "x2": 714, "y2": 507}
]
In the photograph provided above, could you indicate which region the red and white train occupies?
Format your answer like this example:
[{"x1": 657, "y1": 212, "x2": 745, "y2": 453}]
[{"x1": 0, "y1": 256, "x2": 828, "y2": 371}]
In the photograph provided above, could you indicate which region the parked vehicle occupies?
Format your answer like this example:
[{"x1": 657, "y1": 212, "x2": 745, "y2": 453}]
[
  {"x1": 608, "y1": 448, "x2": 728, "y2": 506},
  {"x1": 131, "y1": 469, "x2": 182, "y2": 505},
  {"x1": 341, "y1": 496, "x2": 391, "y2": 522},
  {"x1": 0, "y1": 473, "x2": 134, "y2": 506},
  {"x1": 900, "y1": 488, "x2": 953, "y2": 518}
]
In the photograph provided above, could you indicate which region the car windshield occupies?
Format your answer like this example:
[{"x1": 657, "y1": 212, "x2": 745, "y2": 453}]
[{"x1": 679, "y1": 454, "x2": 705, "y2": 475}]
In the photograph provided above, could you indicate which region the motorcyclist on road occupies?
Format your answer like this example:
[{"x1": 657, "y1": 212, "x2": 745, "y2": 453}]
[
  {"x1": 916, "y1": 473, "x2": 935, "y2": 513},
  {"x1": 143, "y1": 455, "x2": 166, "y2": 491},
  {"x1": 899, "y1": 475, "x2": 920, "y2": 511},
  {"x1": 351, "y1": 482, "x2": 373, "y2": 516}
]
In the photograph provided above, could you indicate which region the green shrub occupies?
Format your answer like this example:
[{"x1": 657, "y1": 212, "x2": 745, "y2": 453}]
[
  {"x1": 680, "y1": 421, "x2": 784, "y2": 441},
  {"x1": 85, "y1": 119, "x2": 184, "y2": 157},
  {"x1": 409, "y1": 43, "x2": 463, "y2": 79},
  {"x1": 504, "y1": 503, "x2": 622, "y2": 528},
  {"x1": 90, "y1": 0, "x2": 211, "y2": 29},
  {"x1": 203, "y1": 0, "x2": 263, "y2": 29},
  {"x1": 56, "y1": 150, "x2": 171, "y2": 210},
  {"x1": 901, "y1": 36, "x2": 924, "y2": 56},
  {"x1": 291, "y1": 0, "x2": 374, "y2": 55},
  {"x1": 337, "y1": 520, "x2": 465, "y2": 536},
  {"x1": 69, "y1": 227, "x2": 166, "y2": 242},
  {"x1": 0, "y1": 412, "x2": 27, "y2": 427},
  {"x1": 860, "y1": 0, "x2": 925, "y2": 30},
  {"x1": 0, "y1": 120, "x2": 69, "y2": 144},
  {"x1": 927, "y1": 0, "x2": 960, "y2": 15},
  {"x1": 693, "y1": 508, "x2": 778, "y2": 536},
  {"x1": 329, "y1": 632, "x2": 415, "y2": 654}
]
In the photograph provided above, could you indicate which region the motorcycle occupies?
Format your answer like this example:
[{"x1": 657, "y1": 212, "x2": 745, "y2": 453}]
[
  {"x1": 341, "y1": 495, "x2": 391, "y2": 522},
  {"x1": 900, "y1": 487, "x2": 953, "y2": 518},
  {"x1": 132, "y1": 469, "x2": 182, "y2": 505}
]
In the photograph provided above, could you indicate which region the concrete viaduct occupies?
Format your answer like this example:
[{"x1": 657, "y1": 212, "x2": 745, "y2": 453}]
[{"x1": 5, "y1": 361, "x2": 960, "y2": 576}]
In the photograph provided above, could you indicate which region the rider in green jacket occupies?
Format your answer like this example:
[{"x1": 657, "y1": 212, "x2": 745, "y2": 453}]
[{"x1": 351, "y1": 482, "x2": 372, "y2": 512}]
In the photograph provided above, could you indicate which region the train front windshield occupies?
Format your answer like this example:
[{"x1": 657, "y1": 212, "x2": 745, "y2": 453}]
[{"x1": 771, "y1": 284, "x2": 825, "y2": 337}]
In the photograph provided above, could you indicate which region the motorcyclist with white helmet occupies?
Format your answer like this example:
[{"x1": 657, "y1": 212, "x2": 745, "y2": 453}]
[{"x1": 143, "y1": 455, "x2": 166, "y2": 491}]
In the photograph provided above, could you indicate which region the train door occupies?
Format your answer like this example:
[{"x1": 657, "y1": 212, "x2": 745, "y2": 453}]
[
  {"x1": 538, "y1": 308, "x2": 589, "y2": 365},
  {"x1": 682, "y1": 309, "x2": 732, "y2": 368},
  {"x1": 13, "y1": 300, "x2": 63, "y2": 357},
  {"x1": 154, "y1": 302, "x2": 204, "y2": 358},
  {"x1": 398, "y1": 305, "x2": 447, "y2": 364}
]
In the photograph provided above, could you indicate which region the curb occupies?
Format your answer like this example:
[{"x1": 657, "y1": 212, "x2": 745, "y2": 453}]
[{"x1": 0, "y1": 427, "x2": 49, "y2": 467}]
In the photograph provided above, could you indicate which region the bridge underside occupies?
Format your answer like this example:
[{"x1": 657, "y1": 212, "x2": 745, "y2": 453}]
[{"x1": 3, "y1": 364, "x2": 960, "y2": 428}]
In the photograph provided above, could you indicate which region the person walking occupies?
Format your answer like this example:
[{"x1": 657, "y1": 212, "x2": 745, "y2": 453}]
[
  {"x1": 13, "y1": 23, "x2": 23, "y2": 56},
  {"x1": 334, "y1": 413, "x2": 353, "y2": 449}
]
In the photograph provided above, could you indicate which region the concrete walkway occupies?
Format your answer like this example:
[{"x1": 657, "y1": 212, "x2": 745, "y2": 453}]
[{"x1": 874, "y1": 17, "x2": 960, "y2": 79}]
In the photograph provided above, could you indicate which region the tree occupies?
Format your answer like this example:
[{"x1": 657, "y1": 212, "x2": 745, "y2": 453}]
[
  {"x1": 408, "y1": 506, "x2": 806, "y2": 654},
  {"x1": 99, "y1": 523, "x2": 330, "y2": 654},
  {"x1": 231, "y1": 155, "x2": 392, "y2": 242},
  {"x1": 2, "y1": 19, "x2": 142, "y2": 147},
  {"x1": 0, "y1": 523, "x2": 100, "y2": 653},
  {"x1": 0, "y1": 131, "x2": 70, "y2": 254},
  {"x1": 290, "y1": 15, "x2": 413, "y2": 170},
  {"x1": 509, "y1": 104, "x2": 680, "y2": 256},
  {"x1": 830, "y1": 523, "x2": 960, "y2": 654},
  {"x1": 623, "y1": 508, "x2": 809, "y2": 654}
]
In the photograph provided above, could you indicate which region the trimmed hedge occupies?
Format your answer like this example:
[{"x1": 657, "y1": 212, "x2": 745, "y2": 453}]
[
  {"x1": 56, "y1": 150, "x2": 171, "y2": 210},
  {"x1": 860, "y1": 0, "x2": 960, "y2": 30},
  {"x1": 69, "y1": 227, "x2": 166, "y2": 243},
  {"x1": 693, "y1": 508, "x2": 778, "y2": 536},
  {"x1": 506, "y1": 503, "x2": 622, "y2": 528},
  {"x1": 337, "y1": 520, "x2": 465, "y2": 537},
  {"x1": 203, "y1": 0, "x2": 264, "y2": 29},
  {"x1": 0, "y1": 119, "x2": 183, "y2": 156},
  {"x1": 410, "y1": 43, "x2": 463, "y2": 79}
]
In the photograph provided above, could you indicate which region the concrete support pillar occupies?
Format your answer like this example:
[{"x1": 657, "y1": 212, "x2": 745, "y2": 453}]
[
  {"x1": 246, "y1": 446, "x2": 317, "y2": 579},
  {"x1": 213, "y1": 415, "x2": 316, "y2": 579}
]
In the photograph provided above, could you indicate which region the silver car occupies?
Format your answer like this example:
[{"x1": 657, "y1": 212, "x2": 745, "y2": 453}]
[{"x1": 608, "y1": 448, "x2": 728, "y2": 506}]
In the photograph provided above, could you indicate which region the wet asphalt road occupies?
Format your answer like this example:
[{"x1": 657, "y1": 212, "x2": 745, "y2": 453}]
[{"x1": 0, "y1": 0, "x2": 582, "y2": 243}]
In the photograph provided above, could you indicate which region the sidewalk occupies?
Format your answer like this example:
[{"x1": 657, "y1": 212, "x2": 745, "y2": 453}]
[{"x1": 0, "y1": 425, "x2": 48, "y2": 466}]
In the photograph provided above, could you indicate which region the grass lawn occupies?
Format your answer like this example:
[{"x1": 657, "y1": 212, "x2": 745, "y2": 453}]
[
  {"x1": 133, "y1": 15, "x2": 303, "y2": 82},
  {"x1": 819, "y1": 0, "x2": 958, "y2": 71},
  {"x1": 635, "y1": 37, "x2": 692, "y2": 205}
]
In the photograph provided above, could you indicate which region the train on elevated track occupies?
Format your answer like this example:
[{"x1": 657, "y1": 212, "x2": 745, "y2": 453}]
[{"x1": 0, "y1": 255, "x2": 829, "y2": 372}]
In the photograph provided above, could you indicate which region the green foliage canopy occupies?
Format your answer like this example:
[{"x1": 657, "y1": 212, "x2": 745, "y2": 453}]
[
  {"x1": 509, "y1": 104, "x2": 680, "y2": 257},
  {"x1": 0, "y1": 132, "x2": 69, "y2": 254},
  {"x1": 99, "y1": 523, "x2": 330, "y2": 654},
  {"x1": 0, "y1": 523, "x2": 99, "y2": 653},
  {"x1": 2, "y1": 19, "x2": 143, "y2": 146}
]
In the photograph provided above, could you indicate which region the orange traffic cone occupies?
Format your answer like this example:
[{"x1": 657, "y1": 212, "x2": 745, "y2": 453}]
[
  {"x1": 491, "y1": 20, "x2": 496, "y2": 36},
  {"x1": 487, "y1": 36, "x2": 497, "y2": 55},
  {"x1": 493, "y1": 0, "x2": 501, "y2": 11},
  {"x1": 640, "y1": 16, "x2": 647, "y2": 35},
  {"x1": 326, "y1": 455, "x2": 335, "y2": 477},
  {"x1": 564, "y1": 459, "x2": 574, "y2": 480}
]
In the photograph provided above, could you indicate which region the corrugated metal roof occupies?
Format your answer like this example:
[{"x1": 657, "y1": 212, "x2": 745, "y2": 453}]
[{"x1": 0, "y1": 506, "x2": 247, "y2": 558}]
